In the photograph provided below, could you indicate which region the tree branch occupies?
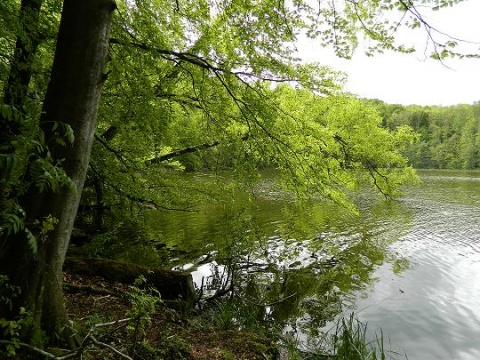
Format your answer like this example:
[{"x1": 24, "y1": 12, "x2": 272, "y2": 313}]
[
  {"x1": 89, "y1": 335, "x2": 134, "y2": 360},
  {"x1": 109, "y1": 38, "x2": 301, "y2": 83},
  {"x1": 145, "y1": 134, "x2": 250, "y2": 165},
  {"x1": 103, "y1": 177, "x2": 196, "y2": 212},
  {"x1": 100, "y1": 125, "x2": 118, "y2": 141},
  {"x1": 94, "y1": 134, "x2": 131, "y2": 168},
  {"x1": 0, "y1": 340, "x2": 58, "y2": 359},
  {"x1": 365, "y1": 160, "x2": 391, "y2": 199}
]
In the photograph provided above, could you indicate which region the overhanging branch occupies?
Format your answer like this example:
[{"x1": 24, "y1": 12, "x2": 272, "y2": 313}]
[
  {"x1": 145, "y1": 134, "x2": 249, "y2": 166},
  {"x1": 94, "y1": 134, "x2": 131, "y2": 168},
  {"x1": 105, "y1": 180, "x2": 196, "y2": 212},
  {"x1": 109, "y1": 38, "x2": 301, "y2": 83}
]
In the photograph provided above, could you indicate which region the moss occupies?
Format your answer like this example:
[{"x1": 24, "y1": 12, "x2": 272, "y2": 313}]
[{"x1": 64, "y1": 257, "x2": 196, "y2": 303}]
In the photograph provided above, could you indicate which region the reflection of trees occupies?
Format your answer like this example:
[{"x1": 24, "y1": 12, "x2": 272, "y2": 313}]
[
  {"x1": 225, "y1": 198, "x2": 413, "y2": 336},
  {"x1": 262, "y1": 235, "x2": 387, "y2": 325},
  {"x1": 145, "y1": 177, "x2": 414, "y2": 335},
  {"x1": 268, "y1": 267, "x2": 341, "y2": 326}
]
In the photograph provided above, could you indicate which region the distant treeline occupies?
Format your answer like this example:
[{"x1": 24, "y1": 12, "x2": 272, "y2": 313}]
[{"x1": 365, "y1": 99, "x2": 480, "y2": 169}]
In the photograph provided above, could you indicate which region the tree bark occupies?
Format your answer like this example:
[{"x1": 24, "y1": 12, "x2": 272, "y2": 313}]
[{"x1": 0, "y1": 0, "x2": 116, "y2": 347}]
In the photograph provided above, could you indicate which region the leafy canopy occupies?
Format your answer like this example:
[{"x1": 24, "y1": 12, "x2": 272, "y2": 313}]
[{"x1": 2, "y1": 0, "x2": 466, "y2": 237}]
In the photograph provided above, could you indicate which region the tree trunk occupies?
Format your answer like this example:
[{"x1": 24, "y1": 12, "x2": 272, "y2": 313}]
[{"x1": 0, "y1": 0, "x2": 116, "y2": 347}]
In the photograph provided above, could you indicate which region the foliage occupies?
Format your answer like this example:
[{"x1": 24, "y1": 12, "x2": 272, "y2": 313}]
[
  {"x1": 1, "y1": 0, "x2": 437, "y2": 243},
  {"x1": 128, "y1": 275, "x2": 162, "y2": 325},
  {"x1": 370, "y1": 100, "x2": 480, "y2": 170},
  {"x1": 212, "y1": 298, "x2": 266, "y2": 332},
  {"x1": 0, "y1": 0, "x2": 471, "y2": 225},
  {"x1": 73, "y1": 0, "x2": 447, "y2": 230},
  {"x1": 0, "y1": 276, "x2": 32, "y2": 357},
  {"x1": 0, "y1": 0, "x2": 68, "y2": 244},
  {"x1": 0, "y1": 0, "x2": 471, "y2": 350}
]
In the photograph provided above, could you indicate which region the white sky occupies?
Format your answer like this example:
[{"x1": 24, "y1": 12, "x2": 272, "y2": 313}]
[{"x1": 297, "y1": 0, "x2": 480, "y2": 106}]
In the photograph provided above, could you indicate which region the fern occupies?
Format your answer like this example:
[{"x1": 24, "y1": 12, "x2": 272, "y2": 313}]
[
  {"x1": 0, "y1": 154, "x2": 16, "y2": 173},
  {"x1": 2, "y1": 213, "x2": 25, "y2": 236},
  {"x1": 0, "y1": 103, "x2": 13, "y2": 121},
  {"x1": 25, "y1": 229, "x2": 37, "y2": 254}
]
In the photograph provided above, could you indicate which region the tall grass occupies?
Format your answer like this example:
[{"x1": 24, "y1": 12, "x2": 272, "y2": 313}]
[
  {"x1": 330, "y1": 313, "x2": 407, "y2": 360},
  {"x1": 209, "y1": 296, "x2": 407, "y2": 360}
]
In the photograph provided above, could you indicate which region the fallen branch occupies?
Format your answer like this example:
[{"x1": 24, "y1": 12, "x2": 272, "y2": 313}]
[
  {"x1": 0, "y1": 340, "x2": 58, "y2": 359},
  {"x1": 64, "y1": 257, "x2": 197, "y2": 302},
  {"x1": 0, "y1": 318, "x2": 134, "y2": 360},
  {"x1": 63, "y1": 283, "x2": 125, "y2": 298},
  {"x1": 89, "y1": 335, "x2": 133, "y2": 360},
  {"x1": 92, "y1": 317, "x2": 132, "y2": 328}
]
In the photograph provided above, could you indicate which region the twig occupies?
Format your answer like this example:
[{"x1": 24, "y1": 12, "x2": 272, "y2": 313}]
[
  {"x1": 63, "y1": 283, "x2": 125, "y2": 297},
  {"x1": 241, "y1": 292, "x2": 298, "y2": 307},
  {"x1": 94, "y1": 134, "x2": 132, "y2": 168},
  {"x1": 93, "y1": 318, "x2": 133, "y2": 328},
  {"x1": 89, "y1": 335, "x2": 134, "y2": 360},
  {"x1": 0, "y1": 340, "x2": 58, "y2": 359}
]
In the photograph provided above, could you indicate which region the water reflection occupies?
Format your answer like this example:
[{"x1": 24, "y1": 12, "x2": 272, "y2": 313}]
[
  {"x1": 146, "y1": 172, "x2": 415, "y2": 349},
  {"x1": 352, "y1": 170, "x2": 480, "y2": 360},
  {"x1": 141, "y1": 170, "x2": 480, "y2": 358}
]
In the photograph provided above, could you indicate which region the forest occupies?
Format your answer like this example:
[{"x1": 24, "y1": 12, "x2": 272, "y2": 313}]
[
  {"x1": 0, "y1": 0, "x2": 475, "y2": 359},
  {"x1": 367, "y1": 100, "x2": 480, "y2": 170}
]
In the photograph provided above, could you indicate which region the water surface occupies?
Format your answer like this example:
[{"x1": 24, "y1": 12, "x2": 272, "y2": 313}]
[
  {"x1": 353, "y1": 170, "x2": 480, "y2": 360},
  {"x1": 146, "y1": 169, "x2": 480, "y2": 359}
]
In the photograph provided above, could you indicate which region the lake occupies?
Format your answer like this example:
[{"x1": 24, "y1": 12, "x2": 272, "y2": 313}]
[
  {"x1": 353, "y1": 170, "x2": 480, "y2": 360},
  {"x1": 146, "y1": 169, "x2": 480, "y2": 359}
]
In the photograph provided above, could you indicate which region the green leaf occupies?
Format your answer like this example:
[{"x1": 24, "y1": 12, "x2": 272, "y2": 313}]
[
  {"x1": 25, "y1": 229, "x2": 38, "y2": 254},
  {"x1": 65, "y1": 124, "x2": 75, "y2": 144}
]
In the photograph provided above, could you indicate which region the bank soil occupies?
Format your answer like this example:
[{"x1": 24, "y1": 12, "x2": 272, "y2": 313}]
[{"x1": 63, "y1": 272, "x2": 279, "y2": 360}]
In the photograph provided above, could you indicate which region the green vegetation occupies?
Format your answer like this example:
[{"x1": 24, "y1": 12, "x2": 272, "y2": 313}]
[
  {"x1": 368, "y1": 100, "x2": 480, "y2": 170},
  {"x1": 331, "y1": 314, "x2": 392, "y2": 360},
  {"x1": 0, "y1": 0, "x2": 473, "y2": 356}
]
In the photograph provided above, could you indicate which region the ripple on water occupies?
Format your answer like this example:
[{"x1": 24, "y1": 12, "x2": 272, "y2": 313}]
[{"x1": 351, "y1": 174, "x2": 480, "y2": 360}]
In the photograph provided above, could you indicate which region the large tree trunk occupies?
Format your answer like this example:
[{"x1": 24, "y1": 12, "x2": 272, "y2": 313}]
[{"x1": 0, "y1": 0, "x2": 116, "y2": 347}]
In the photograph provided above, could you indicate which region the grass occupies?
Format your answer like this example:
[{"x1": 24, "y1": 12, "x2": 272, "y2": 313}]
[
  {"x1": 276, "y1": 312, "x2": 408, "y2": 360},
  {"x1": 329, "y1": 313, "x2": 407, "y2": 360},
  {"x1": 206, "y1": 290, "x2": 408, "y2": 360},
  {"x1": 209, "y1": 295, "x2": 406, "y2": 360}
]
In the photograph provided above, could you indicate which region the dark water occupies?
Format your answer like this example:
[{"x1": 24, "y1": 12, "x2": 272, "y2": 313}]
[{"x1": 146, "y1": 170, "x2": 480, "y2": 359}]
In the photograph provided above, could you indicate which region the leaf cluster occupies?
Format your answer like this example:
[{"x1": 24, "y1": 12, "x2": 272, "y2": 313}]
[{"x1": 2, "y1": 0, "x2": 468, "y2": 251}]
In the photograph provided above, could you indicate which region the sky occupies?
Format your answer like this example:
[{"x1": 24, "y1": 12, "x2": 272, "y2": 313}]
[{"x1": 297, "y1": 0, "x2": 480, "y2": 106}]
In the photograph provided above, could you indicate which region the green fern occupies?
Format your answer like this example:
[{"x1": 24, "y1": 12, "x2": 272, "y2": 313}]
[{"x1": 25, "y1": 229, "x2": 38, "y2": 254}]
